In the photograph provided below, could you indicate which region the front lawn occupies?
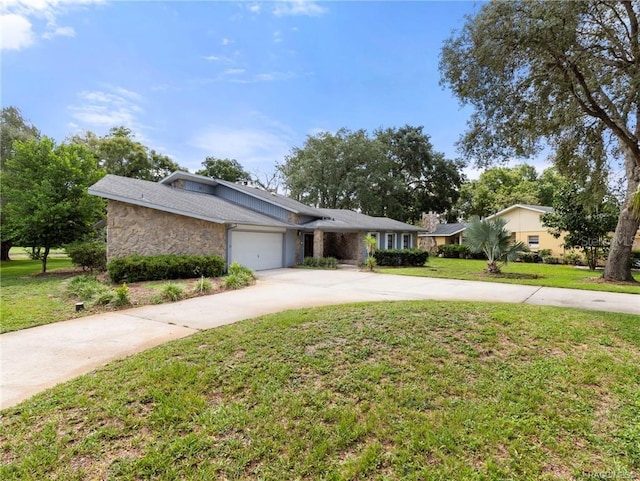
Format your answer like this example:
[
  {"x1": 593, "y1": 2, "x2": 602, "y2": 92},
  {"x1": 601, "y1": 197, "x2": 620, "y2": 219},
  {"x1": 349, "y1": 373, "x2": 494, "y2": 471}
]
[
  {"x1": 0, "y1": 252, "x2": 241, "y2": 333},
  {"x1": 1, "y1": 301, "x2": 637, "y2": 480},
  {"x1": 380, "y1": 257, "x2": 640, "y2": 294}
]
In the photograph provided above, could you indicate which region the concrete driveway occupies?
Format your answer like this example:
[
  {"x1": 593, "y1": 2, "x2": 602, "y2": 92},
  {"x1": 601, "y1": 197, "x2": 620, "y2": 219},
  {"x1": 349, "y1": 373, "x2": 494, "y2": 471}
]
[{"x1": 2, "y1": 268, "x2": 638, "y2": 409}]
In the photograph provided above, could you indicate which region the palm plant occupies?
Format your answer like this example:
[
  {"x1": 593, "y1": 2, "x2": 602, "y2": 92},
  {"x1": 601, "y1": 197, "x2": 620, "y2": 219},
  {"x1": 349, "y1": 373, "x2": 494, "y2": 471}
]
[{"x1": 464, "y1": 216, "x2": 528, "y2": 274}]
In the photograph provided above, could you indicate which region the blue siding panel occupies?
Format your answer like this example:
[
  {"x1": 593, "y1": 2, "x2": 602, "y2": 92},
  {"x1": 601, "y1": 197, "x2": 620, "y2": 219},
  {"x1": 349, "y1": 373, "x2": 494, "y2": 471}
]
[{"x1": 215, "y1": 185, "x2": 289, "y2": 221}]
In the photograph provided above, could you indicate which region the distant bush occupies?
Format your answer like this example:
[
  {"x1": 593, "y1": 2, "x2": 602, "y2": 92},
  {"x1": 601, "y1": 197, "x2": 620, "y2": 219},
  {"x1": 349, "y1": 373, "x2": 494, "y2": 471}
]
[
  {"x1": 539, "y1": 249, "x2": 553, "y2": 258},
  {"x1": 223, "y1": 262, "x2": 255, "y2": 290},
  {"x1": 303, "y1": 256, "x2": 338, "y2": 269},
  {"x1": 374, "y1": 249, "x2": 429, "y2": 266},
  {"x1": 518, "y1": 252, "x2": 540, "y2": 263},
  {"x1": 563, "y1": 251, "x2": 583, "y2": 266},
  {"x1": 66, "y1": 241, "x2": 107, "y2": 272},
  {"x1": 108, "y1": 254, "x2": 226, "y2": 283},
  {"x1": 542, "y1": 256, "x2": 561, "y2": 265},
  {"x1": 437, "y1": 244, "x2": 470, "y2": 259},
  {"x1": 631, "y1": 250, "x2": 640, "y2": 269}
]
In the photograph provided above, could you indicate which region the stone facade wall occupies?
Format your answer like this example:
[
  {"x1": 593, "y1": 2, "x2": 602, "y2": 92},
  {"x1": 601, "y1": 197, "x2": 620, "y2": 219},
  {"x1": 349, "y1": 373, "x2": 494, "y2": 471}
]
[
  {"x1": 313, "y1": 229, "x2": 324, "y2": 258},
  {"x1": 107, "y1": 200, "x2": 226, "y2": 260}
]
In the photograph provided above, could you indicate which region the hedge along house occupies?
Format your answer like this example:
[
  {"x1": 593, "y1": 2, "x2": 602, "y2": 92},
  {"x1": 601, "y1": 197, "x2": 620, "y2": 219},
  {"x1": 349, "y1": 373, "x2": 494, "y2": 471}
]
[{"x1": 89, "y1": 171, "x2": 424, "y2": 271}]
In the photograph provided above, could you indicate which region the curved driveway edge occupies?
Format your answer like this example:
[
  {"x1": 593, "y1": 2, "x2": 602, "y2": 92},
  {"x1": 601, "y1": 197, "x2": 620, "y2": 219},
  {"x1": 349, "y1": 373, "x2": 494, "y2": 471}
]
[{"x1": 2, "y1": 268, "x2": 638, "y2": 409}]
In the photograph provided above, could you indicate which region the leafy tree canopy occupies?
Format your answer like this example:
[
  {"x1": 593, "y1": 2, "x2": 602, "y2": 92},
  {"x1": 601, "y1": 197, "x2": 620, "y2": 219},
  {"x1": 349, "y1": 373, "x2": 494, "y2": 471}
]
[
  {"x1": 70, "y1": 126, "x2": 186, "y2": 181},
  {"x1": 2, "y1": 137, "x2": 105, "y2": 273},
  {"x1": 440, "y1": 0, "x2": 640, "y2": 282},
  {"x1": 196, "y1": 157, "x2": 251, "y2": 182},
  {"x1": 456, "y1": 165, "x2": 565, "y2": 219},
  {"x1": 542, "y1": 183, "x2": 619, "y2": 271},
  {"x1": 0, "y1": 106, "x2": 41, "y2": 260},
  {"x1": 279, "y1": 126, "x2": 464, "y2": 223}
]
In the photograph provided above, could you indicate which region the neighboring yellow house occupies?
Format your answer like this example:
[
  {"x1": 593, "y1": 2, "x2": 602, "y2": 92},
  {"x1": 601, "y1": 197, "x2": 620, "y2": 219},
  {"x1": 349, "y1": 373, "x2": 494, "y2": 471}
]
[
  {"x1": 418, "y1": 223, "x2": 466, "y2": 252},
  {"x1": 486, "y1": 204, "x2": 566, "y2": 255}
]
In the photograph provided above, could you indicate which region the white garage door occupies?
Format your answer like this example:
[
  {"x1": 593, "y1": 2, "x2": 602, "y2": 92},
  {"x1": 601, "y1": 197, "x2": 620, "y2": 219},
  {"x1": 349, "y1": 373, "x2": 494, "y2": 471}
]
[{"x1": 230, "y1": 231, "x2": 284, "y2": 271}]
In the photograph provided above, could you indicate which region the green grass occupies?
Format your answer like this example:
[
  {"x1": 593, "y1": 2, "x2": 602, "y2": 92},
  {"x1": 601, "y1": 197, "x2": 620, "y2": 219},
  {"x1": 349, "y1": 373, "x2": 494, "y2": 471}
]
[
  {"x1": 1, "y1": 301, "x2": 638, "y2": 480},
  {"x1": 0, "y1": 257, "x2": 76, "y2": 333},
  {"x1": 380, "y1": 257, "x2": 640, "y2": 294}
]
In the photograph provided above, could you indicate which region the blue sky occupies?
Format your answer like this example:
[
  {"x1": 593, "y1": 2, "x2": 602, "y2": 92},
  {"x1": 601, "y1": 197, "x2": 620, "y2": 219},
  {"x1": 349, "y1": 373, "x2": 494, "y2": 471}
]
[{"x1": 1, "y1": 0, "x2": 493, "y2": 179}]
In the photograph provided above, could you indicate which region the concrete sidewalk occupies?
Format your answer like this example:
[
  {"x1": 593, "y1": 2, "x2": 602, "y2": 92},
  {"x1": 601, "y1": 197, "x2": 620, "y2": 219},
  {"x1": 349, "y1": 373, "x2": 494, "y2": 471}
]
[{"x1": 2, "y1": 268, "x2": 638, "y2": 409}]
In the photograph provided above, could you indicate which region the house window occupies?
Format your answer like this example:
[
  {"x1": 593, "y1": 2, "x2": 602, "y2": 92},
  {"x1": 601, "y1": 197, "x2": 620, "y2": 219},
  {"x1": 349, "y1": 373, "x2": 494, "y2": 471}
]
[
  {"x1": 527, "y1": 235, "x2": 539, "y2": 248},
  {"x1": 402, "y1": 233, "x2": 410, "y2": 249},
  {"x1": 386, "y1": 233, "x2": 394, "y2": 249}
]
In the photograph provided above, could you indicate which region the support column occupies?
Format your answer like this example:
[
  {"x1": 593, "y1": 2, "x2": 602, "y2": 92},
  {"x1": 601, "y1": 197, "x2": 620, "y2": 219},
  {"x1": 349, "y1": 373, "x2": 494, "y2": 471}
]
[{"x1": 313, "y1": 229, "x2": 324, "y2": 258}]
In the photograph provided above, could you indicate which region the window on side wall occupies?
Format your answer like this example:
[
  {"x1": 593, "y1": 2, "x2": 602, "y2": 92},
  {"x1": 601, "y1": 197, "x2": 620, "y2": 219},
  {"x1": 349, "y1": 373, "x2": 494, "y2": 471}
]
[
  {"x1": 402, "y1": 233, "x2": 410, "y2": 249},
  {"x1": 386, "y1": 233, "x2": 394, "y2": 249},
  {"x1": 527, "y1": 235, "x2": 539, "y2": 249}
]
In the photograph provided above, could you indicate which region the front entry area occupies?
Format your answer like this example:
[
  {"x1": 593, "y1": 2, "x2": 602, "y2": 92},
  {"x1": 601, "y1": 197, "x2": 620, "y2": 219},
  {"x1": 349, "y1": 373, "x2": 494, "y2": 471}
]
[{"x1": 230, "y1": 231, "x2": 284, "y2": 271}]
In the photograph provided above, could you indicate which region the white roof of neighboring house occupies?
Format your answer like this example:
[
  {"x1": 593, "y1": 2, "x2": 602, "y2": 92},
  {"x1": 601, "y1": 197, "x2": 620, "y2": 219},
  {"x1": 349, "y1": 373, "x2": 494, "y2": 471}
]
[{"x1": 486, "y1": 204, "x2": 554, "y2": 220}]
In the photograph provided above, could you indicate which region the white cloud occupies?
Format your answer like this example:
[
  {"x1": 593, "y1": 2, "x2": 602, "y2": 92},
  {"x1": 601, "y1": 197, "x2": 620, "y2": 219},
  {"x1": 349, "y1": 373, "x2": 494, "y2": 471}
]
[
  {"x1": 202, "y1": 54, "x2": 231, "y2": 62},
  {"x1": 42, "y1": 24, "x2": 75, "y2": 39},
  {"x1": 191, "y1": 126, "x2": 292, "y2": 165},
  {"x1": 272, "y1": 1, "x2": 327, "y2": 17},
  {"x1": 221, "y1": 37, "x2": 233, "y2": 46},
  {"x1": 247, "y1": 3, "x2": 261, "y2": 14},
  {"x1": 273, "y1": 30, "x2": 283, "y2": 43},
  {"x1": 68, "y1": 85, "x2": 144, "y2": 129},
  {"x1": 0, "y1": 13, "x2": 34, "y2": 50},
  {"x1": 0, "y1": 0, "x2": 103, "y2": 50},
  {"x1": 223, "y1": 68, "x2": 246, "y2": 75}
]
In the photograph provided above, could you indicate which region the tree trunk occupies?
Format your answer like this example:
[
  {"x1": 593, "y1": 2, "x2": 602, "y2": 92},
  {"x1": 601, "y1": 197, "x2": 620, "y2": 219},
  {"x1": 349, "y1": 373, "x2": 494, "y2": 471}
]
[
  {"x1": 0, "y1": 240, "x2": 11, "y2": 261},
  {"x1": 41, "y1": 246, "x2": 50, "y2": 274},
  {"x1": 603, "y1": 143, "x2": 640, "y2": 282}
]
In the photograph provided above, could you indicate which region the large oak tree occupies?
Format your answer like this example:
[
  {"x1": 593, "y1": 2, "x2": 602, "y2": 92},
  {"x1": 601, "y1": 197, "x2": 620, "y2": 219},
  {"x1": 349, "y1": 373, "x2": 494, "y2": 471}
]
[
  {"x1": 279, "y1": 126, "x2": 463, "y2": 223},
  {"x1": 440, "y1": 0, "x2": 640, "y2": 281}
]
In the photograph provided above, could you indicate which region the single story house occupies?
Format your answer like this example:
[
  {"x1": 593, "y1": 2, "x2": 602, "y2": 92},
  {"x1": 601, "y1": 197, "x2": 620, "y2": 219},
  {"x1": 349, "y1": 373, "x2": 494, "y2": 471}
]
[
  {"x1": 89, "y1": 171, "x2": 424, "y2": 271},
  {"x1": 486, "y1": 204, "x2": 565, "y2": 254},
  {"x1": 418, "y1": 223, "x2": 466, "y2": 251}
]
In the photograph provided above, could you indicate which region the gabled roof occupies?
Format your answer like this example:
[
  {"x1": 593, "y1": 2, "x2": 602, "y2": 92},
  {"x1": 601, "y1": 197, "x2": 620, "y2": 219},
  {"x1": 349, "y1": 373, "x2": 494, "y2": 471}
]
[
  {"x1": 419, "y1": 223, "x2": 467, "y2": 237},
  {"x1": 486, "y1": 204, "x2": 554, "y2": 220},
  {"x1": 89, "y1": 175, "x2": 294, "y2": 228},
  {"x1": 160, "y1": 171, "x2": 324, "y2": 217},
  {"x1": 303, "y1": 208, "x2": 424, "y2": 232}
]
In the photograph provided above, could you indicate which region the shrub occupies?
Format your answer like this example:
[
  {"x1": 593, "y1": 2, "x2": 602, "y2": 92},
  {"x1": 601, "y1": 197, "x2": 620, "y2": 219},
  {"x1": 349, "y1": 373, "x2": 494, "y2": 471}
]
[
  {"x1": 364, "y1": 256, "x2": 377, "y2": 271},
  {"x1": 223, "y1": 262, "x2": 255, "y2": 290},
  {"x1": 161, "y1": 283, "x2": 184, "y2": 302},
  {"x1": 67, "y1": 275, "x2": 114, "y2": 305},
  {"x1": 518, "y1": 252, "x2": 540, "y2": 263},
  {"x1": 374, "y1": 249, "x2": 429, "y2": 266},
  {"x1": 437, "y1": 244, "x2": 470, "y2": 259},
  {"x1": 65, "y1": 241, "x2": 107, "y2": 272},
  {"x1": 542, "y1": 256, "x2": 561, "y2": 264},
  {"x1": 539, "y1": 249, "x2": 553, "y2": 258},
  {"x1": 303, "y1": 257, "x2": 338, "y2": 269},
  {"x1": 107, "y1": 254, "x2": 226, "y2": 283},
  {"x1": 194, "y1": 276, "x2": 213, "y2": 294},
  {"x1": 114, "y1": 283, "x2": 130, "y2": 306},
  {"x1": 632, "y1": 250, "x2": 640, "y2": 269},
  {"x1": 563, "y1": 251, "x2": 583, "y2": 266}
]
